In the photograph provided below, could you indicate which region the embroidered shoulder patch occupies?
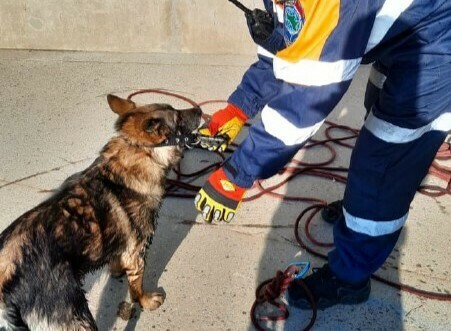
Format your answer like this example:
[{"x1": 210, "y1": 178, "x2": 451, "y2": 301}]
[{"x1": 283, "y1": 0, "x2": 305, "y2": 46}]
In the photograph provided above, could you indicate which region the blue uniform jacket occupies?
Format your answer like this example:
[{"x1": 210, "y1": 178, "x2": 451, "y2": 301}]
[{"x1": 224, "y1": 0, "x2": 451, "y2": 188}]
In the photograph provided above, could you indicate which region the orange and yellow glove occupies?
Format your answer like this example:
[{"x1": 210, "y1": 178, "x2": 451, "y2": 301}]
[
  {"x1": 199, "y1": 103, "x2": 248, "y2": 152},
  {"x1": 195, "y1": 167, "x2": 246, "y2": 223}
]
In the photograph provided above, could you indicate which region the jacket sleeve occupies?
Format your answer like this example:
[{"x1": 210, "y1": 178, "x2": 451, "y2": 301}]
[
  {"x1": 223, "y1": 0, "x2": 383, "y2": 188},
  {"x1": 227, "y1": 53, "x2": 284, "y2": 119},
  {"x1": 227, "y1": 0, "x2": 286, "y2": 118}
]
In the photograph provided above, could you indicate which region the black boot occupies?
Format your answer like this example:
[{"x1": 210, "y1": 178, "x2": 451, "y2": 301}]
[
  {"x1": 321, "y1": 200, "x2": 343, "y2": 224},
  {"x1": 286, "y1": 264, "x2": 371, "y2": 310}
]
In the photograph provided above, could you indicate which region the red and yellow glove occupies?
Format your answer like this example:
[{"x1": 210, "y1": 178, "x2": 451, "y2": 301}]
[
  {"x1": 195, "y1": 167, "x2": 246, "y2": 223},
  {"x1": 199, "y1": 103, "x2": 248, "y2": 152}
]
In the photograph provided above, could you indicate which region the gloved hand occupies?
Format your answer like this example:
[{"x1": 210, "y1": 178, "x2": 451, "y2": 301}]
[
  {"x1": 245, "y1": 8, "x2": 286, "y2": 54},
  {"x1": 195, "y1": 167, "x2": 246, "y2": 223},
  {"x1": 198, "y1": 103, "x2": 248, "y2": 152},
  {"x1": 246, "y1": 9, "x2": 275, "y2": 45}
]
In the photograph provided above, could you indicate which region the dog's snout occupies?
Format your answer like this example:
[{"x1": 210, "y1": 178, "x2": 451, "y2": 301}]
[
  {"x1": 192, "y1": 106, "x2": 202, "y2": 116},
  {"x1": 190, "y1": 107, "x2": 203, "y2": 127},
  {"x1": 182, "y1": 106, "x2": 202, "y2": 117},
  {"x1": 185, "y1": 107, "x2": 203, "y2": 121},
  {"x1": 177, "y1": 106, "x2": 202, "y2": 133}
]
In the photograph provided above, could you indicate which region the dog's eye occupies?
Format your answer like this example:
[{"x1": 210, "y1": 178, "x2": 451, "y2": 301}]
[{"x1": 145, "y1": 118, "x2": 163, "y2": 133}]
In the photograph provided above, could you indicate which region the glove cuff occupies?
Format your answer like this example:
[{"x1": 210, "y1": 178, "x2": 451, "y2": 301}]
[
  {"x1": 205, "y1": 168, "x2": 246, "y2": 208},
  {"x1": 226, "y1": 103, "x2": 248, "y2": 122},
  {"x1": 208, "y1": 103, "x2": 248, "y2": 134}
]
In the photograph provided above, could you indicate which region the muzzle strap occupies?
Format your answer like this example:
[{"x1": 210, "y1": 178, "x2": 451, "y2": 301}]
[
  {"x1": 152, "y1": 133, "x2": 229, "y2": 149},
  {"x1": 155, "y1": 133, "x2": 199, "y2": 148}
]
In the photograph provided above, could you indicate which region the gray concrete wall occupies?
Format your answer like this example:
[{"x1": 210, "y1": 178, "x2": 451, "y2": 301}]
[{"x1": 0, "y1": 0, "x2": 257, "y2": 54}]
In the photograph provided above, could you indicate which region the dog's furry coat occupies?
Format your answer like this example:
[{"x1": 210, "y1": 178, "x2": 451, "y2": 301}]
[{"x1": 0, "y1": 95, "x2": 201, "y2": 330}]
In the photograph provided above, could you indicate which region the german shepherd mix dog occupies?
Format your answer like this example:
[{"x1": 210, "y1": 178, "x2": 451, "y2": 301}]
[{"x1": 0, "y1": 95, "x2": 202, "y2": 331}]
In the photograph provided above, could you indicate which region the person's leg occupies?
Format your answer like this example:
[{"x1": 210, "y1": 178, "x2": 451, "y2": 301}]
[
  {"x1": 288, "y1": 54, "x2": 451, "y2": 309},
  {"x1": 321, "y1": 62, "x2": 387, "y2": 224},
  {"x1": 287, "y1": 123, "x2": 448, "y2": 309},
  {"x1": 330, "y1": 47, "x2": 451, "y2": 283},
  {"x1": 329, "y1": 127, "x2": 447, "y2": 284}
]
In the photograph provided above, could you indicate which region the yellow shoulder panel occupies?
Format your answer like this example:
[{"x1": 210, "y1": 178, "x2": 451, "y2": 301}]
[{"x1": 277, "y1": 0, "x2": 340, "y2": 62}]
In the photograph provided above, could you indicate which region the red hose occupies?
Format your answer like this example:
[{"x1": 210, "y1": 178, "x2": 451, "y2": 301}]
[{"x1": 127, "y1": 89, "x2": 451, "y2": 330}]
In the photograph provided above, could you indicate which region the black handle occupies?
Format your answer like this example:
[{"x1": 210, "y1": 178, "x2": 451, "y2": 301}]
[{"x1": 228, "y1": 0, "x2": 252, "y2": 15}]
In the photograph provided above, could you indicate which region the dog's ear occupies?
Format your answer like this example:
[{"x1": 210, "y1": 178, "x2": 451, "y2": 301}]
[{"x1": 107, "y1": 94, "x2": 136, "y2": 115}]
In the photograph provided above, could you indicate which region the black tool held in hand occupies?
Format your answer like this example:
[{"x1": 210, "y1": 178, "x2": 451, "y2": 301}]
[
  {"x1": 228, "y1": 0, "x2": 277, "y2": 52},
  {"x1": 228, "y1": 0, "x2": 252, "y2": 15}
]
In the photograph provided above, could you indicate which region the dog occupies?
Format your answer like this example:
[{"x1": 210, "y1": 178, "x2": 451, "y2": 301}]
[{"x1": 0, "y1": 95, "x2": 202, "y2": 330}]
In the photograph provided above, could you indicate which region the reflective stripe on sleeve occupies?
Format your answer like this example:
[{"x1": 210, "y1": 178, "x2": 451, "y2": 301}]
[
  {"x1": 261, "y1": 105, "x2": 324, "y2": 146},
  {"x1": 369, "y1": 66, "x2": 387, "y2": 89},
  {"x1": 273, "y1": 57, "x2": 361, "y2": 86},
  {"x1": 364, "y1": 112, "x2": 451, "y2": 144},
  {"x1": 344, "y1": 207, "x2": 408, "y2": 237},
  {"x1": 365, "y1": 0, "x2": 415, "y2": 53},
  {"x1": 273, "y1": 1, "x2": 284, "y2": 23},
  {"x1": 257, "y1": 46, "x2": 275, "y2": 59}
]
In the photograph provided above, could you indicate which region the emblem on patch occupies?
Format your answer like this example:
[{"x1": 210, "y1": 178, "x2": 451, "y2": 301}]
[{"x1": 283, "y1": 0, "x2": 305, "y2": 46}]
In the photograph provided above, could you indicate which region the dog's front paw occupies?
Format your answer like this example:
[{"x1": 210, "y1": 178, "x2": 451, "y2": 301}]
[{"x1": 138, "y1": 292, "x2": 165, "y2": 311}]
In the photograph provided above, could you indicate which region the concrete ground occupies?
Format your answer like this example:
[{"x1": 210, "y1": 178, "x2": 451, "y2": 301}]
[{"x1": 0, "y1": 50, "x2": 450, "y2": 331}]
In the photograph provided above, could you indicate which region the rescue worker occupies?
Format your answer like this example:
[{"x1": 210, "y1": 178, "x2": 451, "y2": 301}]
[{"x1": 195, "y1": 0, "x2": 451, "y2": 309}]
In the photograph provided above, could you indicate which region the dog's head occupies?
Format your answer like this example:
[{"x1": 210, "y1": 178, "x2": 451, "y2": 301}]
[{"x1": 107, "y1": 94, "x2": 202, "y2": 147}]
